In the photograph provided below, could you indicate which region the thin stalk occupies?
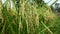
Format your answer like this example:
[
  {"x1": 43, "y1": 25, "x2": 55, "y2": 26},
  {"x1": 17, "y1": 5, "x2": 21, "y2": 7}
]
[
  {"x1": 15, "y1": 0, "x2": 20, "y2": 34},
  {"x1": 41, "y1": 21, "x2": 53, "y2": 34}
]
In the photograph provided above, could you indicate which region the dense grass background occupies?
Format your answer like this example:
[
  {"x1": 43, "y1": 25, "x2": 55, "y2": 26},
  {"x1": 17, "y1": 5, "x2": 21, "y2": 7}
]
[{"x1": 0, "y1": 0, "x2": 60, "y2": 34}]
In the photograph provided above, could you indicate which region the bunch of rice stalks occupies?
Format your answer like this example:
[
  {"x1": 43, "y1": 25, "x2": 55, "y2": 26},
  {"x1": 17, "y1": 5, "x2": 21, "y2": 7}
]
[{"x1": 0, "y1": 0, "x2": 57, "y2": 34}]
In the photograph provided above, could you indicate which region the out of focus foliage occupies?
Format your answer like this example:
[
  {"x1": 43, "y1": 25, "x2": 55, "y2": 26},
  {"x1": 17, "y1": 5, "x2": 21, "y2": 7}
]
[{"x1": 55, "y1": 3, "x2": 60, "y2": 12}]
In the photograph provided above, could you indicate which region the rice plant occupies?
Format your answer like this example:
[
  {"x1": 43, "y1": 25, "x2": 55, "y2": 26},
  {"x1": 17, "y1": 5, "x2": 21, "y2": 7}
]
[{"x1": 0, "y1": 0, "x2": 57, "y2": 34}]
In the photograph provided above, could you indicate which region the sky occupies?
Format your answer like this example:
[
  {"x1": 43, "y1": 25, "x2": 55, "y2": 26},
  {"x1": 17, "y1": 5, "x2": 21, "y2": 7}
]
[
  {"x1": 2, "y1": 0, "x2": 5, "y2": 4},
  {"x1": 44, "y1": 0, "x2": 60, "y2": 6}
]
